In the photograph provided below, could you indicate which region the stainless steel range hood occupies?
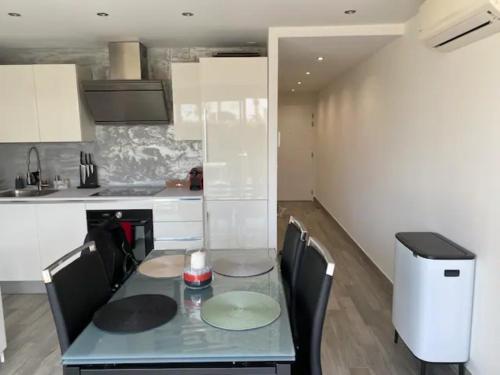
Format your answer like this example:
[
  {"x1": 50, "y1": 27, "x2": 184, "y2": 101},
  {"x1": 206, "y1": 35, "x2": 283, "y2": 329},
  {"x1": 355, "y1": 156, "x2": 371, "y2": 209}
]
[{"x1": 82, "y1": 42, "x2": 170, "y2": 125}]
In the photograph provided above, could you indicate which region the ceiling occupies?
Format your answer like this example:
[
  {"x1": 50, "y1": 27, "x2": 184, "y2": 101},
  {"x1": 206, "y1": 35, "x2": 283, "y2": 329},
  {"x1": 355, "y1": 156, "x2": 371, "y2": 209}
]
[
  {"x1": 279, "y1": 35, "x2": 399, "y2": 94},
  {"x1": 0, "y1": 0, "x2": 421, "y2": 48}
]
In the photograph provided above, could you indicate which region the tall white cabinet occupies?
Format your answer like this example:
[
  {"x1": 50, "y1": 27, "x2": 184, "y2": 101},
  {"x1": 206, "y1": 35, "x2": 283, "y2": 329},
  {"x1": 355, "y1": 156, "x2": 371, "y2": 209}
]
[
  {"x1": 200, "y1": 57, "x2": 269, "y2": 249},
  {"x1": 0, "y1": 64, "x2": 94, "y2": 143}
]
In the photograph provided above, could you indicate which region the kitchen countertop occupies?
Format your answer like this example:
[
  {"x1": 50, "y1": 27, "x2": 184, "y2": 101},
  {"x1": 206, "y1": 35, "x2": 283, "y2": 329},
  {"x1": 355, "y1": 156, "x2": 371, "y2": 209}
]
[{"x1": 0, "y1": 186, "x2": 203, "y2": 203}]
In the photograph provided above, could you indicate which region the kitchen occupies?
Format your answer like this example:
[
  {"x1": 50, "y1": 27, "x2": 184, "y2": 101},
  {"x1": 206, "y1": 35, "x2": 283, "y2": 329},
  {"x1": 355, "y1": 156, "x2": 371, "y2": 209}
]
[
  {"x1": 1, "y1": 1, "x2": 500, "y2": 375},
  {"x1": 0, "y1": 37, "x2": 281, "y2": 373}
]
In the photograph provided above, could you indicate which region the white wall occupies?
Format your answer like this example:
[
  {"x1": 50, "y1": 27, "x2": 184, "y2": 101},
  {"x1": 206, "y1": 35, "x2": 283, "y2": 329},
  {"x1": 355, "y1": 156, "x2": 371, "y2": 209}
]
[
  {"x1": 315, "y1": 19, "x2": 500, "y2": 375},
  {"x1": 278, "y1": 93, "x2": 316, "y2": 200}
]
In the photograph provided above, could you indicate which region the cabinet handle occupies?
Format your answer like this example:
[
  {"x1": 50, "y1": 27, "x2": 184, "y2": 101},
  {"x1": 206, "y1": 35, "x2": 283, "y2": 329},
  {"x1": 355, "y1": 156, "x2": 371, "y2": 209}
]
[
  {"x1": 154, "y1": 236, "x2": 202, "y2": 242},
  {"x1": 203, "y1": 107, "x2": 208, "y2": 162},
  {"x1": 204, "y1": 209, "x2": 210, "y2": 249}
]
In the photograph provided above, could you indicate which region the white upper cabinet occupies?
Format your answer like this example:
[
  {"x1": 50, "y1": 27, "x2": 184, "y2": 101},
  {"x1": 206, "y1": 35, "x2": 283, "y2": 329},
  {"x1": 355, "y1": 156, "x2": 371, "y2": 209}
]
[
  {"x1": 0, "y1": 65, "x2": 40, "y2": 143},
  {"x1": 34, "y1": 65, "x2": 94, "y2": 142},
  {"x1": 172, "y1": 63, "x2": 203, "y2": 140},
  {"x1": 0, "y1": 64, "x2": 94, "y2": 143},
  {"x1": 200, "y1": 57, "x2": 268, "y2": 200}
]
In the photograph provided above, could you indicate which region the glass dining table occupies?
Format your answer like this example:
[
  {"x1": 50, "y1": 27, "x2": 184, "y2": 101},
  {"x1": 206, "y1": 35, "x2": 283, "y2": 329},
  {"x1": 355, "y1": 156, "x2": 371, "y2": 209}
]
[{"x1": 62, "y1": 249, "x2": 295, "y2": 375}]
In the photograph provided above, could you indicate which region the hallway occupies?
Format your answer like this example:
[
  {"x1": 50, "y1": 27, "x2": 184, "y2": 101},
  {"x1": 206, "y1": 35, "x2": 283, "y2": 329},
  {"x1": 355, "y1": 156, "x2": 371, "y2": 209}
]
[{"x1": 278, "y1": 201, "x2": 460, "y2": 375}]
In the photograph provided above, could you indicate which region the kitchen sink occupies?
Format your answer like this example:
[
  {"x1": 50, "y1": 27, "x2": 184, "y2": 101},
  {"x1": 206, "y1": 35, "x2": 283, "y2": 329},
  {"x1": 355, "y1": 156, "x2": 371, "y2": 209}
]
[{"x1": 0, "y1": 189, "x2": 58, "y2": 198}]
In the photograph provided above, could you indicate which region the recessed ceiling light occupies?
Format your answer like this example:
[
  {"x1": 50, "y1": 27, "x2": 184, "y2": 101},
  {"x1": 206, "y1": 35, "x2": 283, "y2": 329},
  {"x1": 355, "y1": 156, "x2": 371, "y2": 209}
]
[
  {"x1": 317, "y1": 56, "x2": 324, "y2": 61},
  {"x1": 182, "y1": 12, "x2": 194, "y2": 17},
  {"x1": 291, "y1": 89, "x2": 296, "y2": 92},
  {"x1": 96, "y1": 12, "x2": 109, "y2": 17},
  {"x1": 306, "y1": 71, "x2": 311, "y2": 75},
  {"x1": 8, "y1": 12, "x2": 21, "y2": 17},
  {"x1": 344, "y1": 9, "x2": 357, "y2": 15},
  {"x1": 297, "y1": 81, "x2": 302, "y2": 85}
]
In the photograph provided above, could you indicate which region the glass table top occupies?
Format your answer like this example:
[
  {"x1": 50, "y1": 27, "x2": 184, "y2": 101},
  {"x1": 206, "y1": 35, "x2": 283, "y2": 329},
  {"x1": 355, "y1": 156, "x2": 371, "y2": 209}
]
[{"x1": 62, "y1": 249, "x2": 295, "y2": 365}]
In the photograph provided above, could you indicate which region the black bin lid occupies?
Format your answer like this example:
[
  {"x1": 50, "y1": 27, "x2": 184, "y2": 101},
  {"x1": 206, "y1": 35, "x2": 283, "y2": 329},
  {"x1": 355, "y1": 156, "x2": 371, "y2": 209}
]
[{"x1": 395, "y1": 232, "x2": 475, "y2": 260}]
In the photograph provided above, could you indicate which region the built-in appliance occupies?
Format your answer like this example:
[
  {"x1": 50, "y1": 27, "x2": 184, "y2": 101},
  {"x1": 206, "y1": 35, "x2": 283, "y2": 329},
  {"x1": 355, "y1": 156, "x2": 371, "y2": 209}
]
[
  {"x1": 91, "y1": 186, "x2": 164, "y2": 197},
  {"x1": 86, "y1": 209, "x2": 154, "y2": 261},
  {"x1": 201, "y1": 57, "x2": 269, "y2": 249},
  {"x1": 82, "y1": 42, "x2": 170, "y2": 125},
  {"x1": 392, "y1": 232, "x2": 476, "y2": 375}
]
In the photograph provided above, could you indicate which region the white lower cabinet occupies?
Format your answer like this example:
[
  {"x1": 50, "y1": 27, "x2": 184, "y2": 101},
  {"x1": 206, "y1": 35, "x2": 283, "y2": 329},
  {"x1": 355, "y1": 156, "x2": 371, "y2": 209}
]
[
  {"x1": 36, "y1": 203, "x2": 87, "y2": 270},
  {"x1": 0, "y1": 202, "x2": 87, "y2": 282},
  {"x1": 205, "y1": 200, "x2": 268, "y2": 249},
  {"x1": 152, "y1": 198, "x2": 204, "y2": 250},
  {"x1": 0, "y1": 204, "x2": 41, "y2": 281}
]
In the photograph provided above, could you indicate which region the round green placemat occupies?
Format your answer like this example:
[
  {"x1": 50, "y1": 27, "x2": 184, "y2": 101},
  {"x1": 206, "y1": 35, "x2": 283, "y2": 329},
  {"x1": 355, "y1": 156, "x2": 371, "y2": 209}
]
[{"x1": 201, "y1": 291, "x2": 281, "y2": 331}]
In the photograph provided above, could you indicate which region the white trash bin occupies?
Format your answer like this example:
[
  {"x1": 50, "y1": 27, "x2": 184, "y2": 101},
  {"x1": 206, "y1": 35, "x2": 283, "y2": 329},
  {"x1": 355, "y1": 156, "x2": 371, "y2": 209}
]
[{"x1": 392, "y1": 232, "x2": 476, "y2": 375}]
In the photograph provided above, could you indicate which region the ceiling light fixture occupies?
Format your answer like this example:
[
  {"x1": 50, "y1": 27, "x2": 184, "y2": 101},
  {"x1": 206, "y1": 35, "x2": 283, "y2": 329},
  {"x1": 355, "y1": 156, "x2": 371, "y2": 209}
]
[
  {"x1": 317, "y1": 56, "x2": 324, "y2": 61},
  {"x1": 306, "y1": 71, "x2": 311, "y2": 75},
  {"x1": 182, "y1": 12, "x2": 194, "y2": 17},
  {"x1": 8, "y1": 12, "x2": 21, "y2": 17},
  {"x1": 297, "y1": 81, "x2": 302, "y2": 85},
  {"x1": 96, "y1": 12, "x2": 109, "y2": 17},
  {"x1": 344, "y1": 9, "x2": 357, "y2": 15},
  {"x1": 291, "y1": 89, "x2": 296, "y2": 92}
]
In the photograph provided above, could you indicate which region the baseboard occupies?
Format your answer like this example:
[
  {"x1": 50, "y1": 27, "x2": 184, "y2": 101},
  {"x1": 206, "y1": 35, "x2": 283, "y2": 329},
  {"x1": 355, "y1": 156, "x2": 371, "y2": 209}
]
[
  {"x1": 313, "y1": 197, "x2": 393, "y2": 288},
  {"x1": 0, "y1": 281, "x2": 46, "y2": 294}
]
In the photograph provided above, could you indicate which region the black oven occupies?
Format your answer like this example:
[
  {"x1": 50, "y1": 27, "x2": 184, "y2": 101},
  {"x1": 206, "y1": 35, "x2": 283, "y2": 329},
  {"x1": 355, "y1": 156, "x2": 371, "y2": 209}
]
[{"x1": 86, "y1": 209, "x2": 154, "y2": 261}]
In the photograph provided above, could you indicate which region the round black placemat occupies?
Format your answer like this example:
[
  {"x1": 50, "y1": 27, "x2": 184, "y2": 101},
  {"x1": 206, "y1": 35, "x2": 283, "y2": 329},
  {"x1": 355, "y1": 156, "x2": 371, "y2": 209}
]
[{"x1": 93, "y1": 294, "x2": 177, "y2": 333}]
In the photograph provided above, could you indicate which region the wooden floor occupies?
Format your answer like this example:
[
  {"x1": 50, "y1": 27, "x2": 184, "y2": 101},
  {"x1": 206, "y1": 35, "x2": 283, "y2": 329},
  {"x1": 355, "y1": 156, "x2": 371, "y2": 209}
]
[{"x1": 0, "y1": 201, "x2": 463, "y2": 375}]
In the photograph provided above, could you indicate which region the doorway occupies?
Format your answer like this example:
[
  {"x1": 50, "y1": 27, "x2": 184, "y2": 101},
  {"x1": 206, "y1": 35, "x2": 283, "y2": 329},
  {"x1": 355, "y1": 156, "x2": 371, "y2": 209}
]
[{"x1": 278, "y1": 93, "x2": 315, "y2": 201}]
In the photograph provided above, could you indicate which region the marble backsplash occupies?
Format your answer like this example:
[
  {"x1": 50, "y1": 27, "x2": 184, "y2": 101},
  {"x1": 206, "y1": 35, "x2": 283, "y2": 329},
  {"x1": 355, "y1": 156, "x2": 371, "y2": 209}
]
[
  {"x1": 0, "y1": 126, "x2": 202, "y2": 188},
  {"x1": 0, "y1": 46, "x2": 265, "y2": 189}
]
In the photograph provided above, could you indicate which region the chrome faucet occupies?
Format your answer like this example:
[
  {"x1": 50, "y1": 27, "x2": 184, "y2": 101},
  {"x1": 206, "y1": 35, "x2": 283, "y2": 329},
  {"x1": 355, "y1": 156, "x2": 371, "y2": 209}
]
[{"x1": 27, "y1": 146, "x2": 42, "y2": 191}]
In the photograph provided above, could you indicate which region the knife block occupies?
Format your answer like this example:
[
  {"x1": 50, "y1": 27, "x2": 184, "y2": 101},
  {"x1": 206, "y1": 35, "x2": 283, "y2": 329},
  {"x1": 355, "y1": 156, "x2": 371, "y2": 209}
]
[{"x1": 78, "y1": 166, "x2": 100, "y2": 189}]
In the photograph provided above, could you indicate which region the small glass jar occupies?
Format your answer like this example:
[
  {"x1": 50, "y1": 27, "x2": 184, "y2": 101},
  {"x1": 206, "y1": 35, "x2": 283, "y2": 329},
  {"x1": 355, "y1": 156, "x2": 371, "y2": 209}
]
[{"x1": 183, "y1": 248, "x2": 212, "y2": 289}]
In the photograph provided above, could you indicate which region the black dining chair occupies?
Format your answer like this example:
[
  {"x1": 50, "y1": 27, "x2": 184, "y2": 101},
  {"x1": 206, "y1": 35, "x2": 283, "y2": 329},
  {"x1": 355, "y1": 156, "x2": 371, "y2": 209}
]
[
  {"x1": 281, "y1": 216, "x2": 308, "y2": 307},
  {"x1": 42, "y1": 241, "x2": 112, "y2": 353},
  {"x1": 292, "y1": 236, "x2": 335, "y2": 375},
  {"x1": 85, "y1": 219, "x2": 138, "y2": 289}
]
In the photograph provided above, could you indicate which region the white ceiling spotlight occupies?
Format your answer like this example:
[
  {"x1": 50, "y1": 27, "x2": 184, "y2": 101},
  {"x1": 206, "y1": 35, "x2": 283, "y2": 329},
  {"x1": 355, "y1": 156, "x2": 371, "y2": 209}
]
[
  {"x1": 297, "y1": 81, "x2": 302, "y2": 85},
  {"x1": 344, "y1": 9, "x2": 357, "y2": 15},
  {"x1": 317, "y1": 56, "x2": 324, "y2": 61},
  {"x1": 182, "y1": 12, "x2": 195, "y2": 17},
  {"x1": 306, "y1": 71, "x2": 311, "y2": 75},
  {"x1": 8, "y1": 12, "x2": 21, "y2": 17},
  {"x1": 96, "y1": 12, "x2": 109, "y2": 17},
  {"x1": 291, "y1": 88, "x2": 296, "y2": 92}
]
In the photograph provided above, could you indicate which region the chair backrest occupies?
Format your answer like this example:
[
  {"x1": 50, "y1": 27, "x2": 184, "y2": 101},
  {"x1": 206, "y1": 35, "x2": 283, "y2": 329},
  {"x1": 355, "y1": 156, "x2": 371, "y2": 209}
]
[
  {"x1": 294, "y1": 236, "x2": 335, "y2": 375},
  {"x1": 42, "y1": 242, "x2": 112, "y2": 353},
  {"x1": 85, "y1": 220, "x2": 137, "y2": 289},
  {"x1": 281, "y1": 216, "x2": 308, "y2": 295}
]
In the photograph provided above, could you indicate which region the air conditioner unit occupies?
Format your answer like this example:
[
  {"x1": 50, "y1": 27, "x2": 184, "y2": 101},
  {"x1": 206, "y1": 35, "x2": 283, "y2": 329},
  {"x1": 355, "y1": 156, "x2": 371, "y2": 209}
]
[{"x1": 419, "y1": 0, "x2": 500, "y2": 51}]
